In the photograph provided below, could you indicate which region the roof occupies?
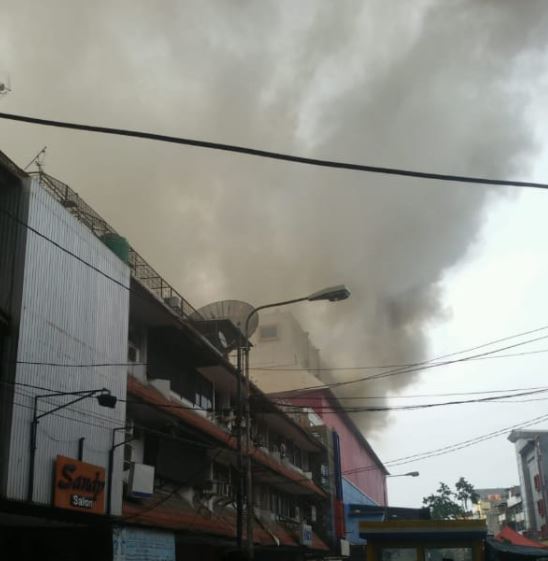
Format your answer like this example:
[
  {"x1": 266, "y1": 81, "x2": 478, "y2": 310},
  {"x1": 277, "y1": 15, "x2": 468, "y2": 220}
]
[
  {"x1": 508, "y1": 430, "x2": 548, "y2": 443},
  {"x1": 496, "y1": 527, "x2": 548, "y2": 549},
  {"x1": 0, "y1": 150, "x2": 28, "y2": 181},
  {"x1": 348, "y1": 504, "x2": 430, "y2": 521},
  {"x1": 359, "y1": 519, "x2": 487, "y2": 542},
  {"x1": 487, "y1": 537, "x2": 548, "y2": 558}
]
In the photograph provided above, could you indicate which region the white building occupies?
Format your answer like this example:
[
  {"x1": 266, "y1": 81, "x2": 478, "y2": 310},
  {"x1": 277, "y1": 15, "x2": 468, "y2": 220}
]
[
  {"x1": 0, "y1": 153, "x2": 129, "y2": 515},
  {"x1": 508, "y1": 430, "x2": 548, "y2": 538}
]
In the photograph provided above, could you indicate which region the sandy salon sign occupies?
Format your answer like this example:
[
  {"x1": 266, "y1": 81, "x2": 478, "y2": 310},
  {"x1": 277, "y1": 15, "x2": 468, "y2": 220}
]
[{"x1": 53, "y1": 455, "x2": 106, "y2": 514}]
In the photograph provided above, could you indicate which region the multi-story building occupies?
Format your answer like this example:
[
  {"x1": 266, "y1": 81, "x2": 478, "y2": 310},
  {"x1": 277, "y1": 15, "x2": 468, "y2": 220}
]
[
  {"x1": 249, "y1": 310, "x2": 388, "y2": 554},
  {"x1": 0, "y1": 151, "x2": 340, "y2": 561},
  {"x1": 473, "y1": 488, "x2": 508, "y2": 535},
  {"x1": 497, "y1": 486, "x2": 525, "y2": 533},
  {"x1": 508, "y1": 430, "x2": 548, "y2": 539}
]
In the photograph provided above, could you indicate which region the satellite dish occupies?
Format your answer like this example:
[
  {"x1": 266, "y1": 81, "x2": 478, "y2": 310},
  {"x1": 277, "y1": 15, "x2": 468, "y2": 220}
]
[{"x1": 192, "y1": 300, "x2": 259, "y2": 338}]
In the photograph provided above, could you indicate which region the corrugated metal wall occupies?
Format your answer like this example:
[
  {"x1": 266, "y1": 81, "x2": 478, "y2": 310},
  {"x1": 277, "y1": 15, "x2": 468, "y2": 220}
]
[
  {"x1": 0, "y1": 162, "x2": 30, "y2": 496},
  {"x1": 0, "y1": 161, "x2": 28, "y2": 320},
  {"x1": 6, "y1": 178, "x2": 130, "y2": 515}
]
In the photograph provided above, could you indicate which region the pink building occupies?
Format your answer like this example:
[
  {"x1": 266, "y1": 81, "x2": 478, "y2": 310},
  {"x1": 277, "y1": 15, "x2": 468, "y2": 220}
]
[{"x1": 288, "y1": 388, "x2": 387, "y2": 505}]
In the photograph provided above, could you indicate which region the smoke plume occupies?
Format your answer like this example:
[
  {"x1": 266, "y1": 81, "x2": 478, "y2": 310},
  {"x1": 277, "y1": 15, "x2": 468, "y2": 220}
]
[{"x1": 1, "y1": 0, "x2": 547, "y2": 431}]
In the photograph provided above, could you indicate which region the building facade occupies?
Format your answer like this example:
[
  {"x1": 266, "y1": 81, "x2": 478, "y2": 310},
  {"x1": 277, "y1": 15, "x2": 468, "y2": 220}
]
[
  {"x1": 474, "y1": 488, "x2": 508, "y2": 535},
  {"x1": 0, "y1": 151, "x2": 341, "y2": 561},
  {"x1": 508, "y1": 430, "x2": 548, "y2": 539},
  {"x1": 497, "y1": 486, "x2": 525, "y2": 533},
  {"x1": 249, "y1": 310, "x2": 388, "y2": 553}
]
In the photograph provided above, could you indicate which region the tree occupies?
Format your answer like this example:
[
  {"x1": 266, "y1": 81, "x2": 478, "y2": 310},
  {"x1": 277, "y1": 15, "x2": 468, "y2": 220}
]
[
  {"x1": 423, "y1": 482, "x2": 464, "y2": 520},
  {"x1": 455, "y1": 477, "x2": 480, "y2": 516}
]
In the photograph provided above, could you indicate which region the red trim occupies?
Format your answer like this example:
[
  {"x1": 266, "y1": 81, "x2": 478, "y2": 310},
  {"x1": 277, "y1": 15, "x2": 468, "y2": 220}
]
[
  {"x1": 127, "y1": 376, "x2": 326, "y2": 497},
  {"x1": 122, "y1": 502, "x2": 329, "y2": 550},
  {"x1": 334, "y1": 499, "x2": 345, "y2": 539}
]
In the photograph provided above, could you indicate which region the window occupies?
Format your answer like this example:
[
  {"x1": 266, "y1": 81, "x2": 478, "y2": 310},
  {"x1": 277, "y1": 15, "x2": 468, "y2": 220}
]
[
  {"x1": 194, "y1": 375, "x2": 213, "y2": 411},
  {"x1": 425, "y1": 547, "x2": 473, "y2": 561},
  {"x1": 259, "y1": 324, "x2": 278, "y2": 340},
  {"x1": 381, "y1": 548, "x2": 417, "y2": 561}
]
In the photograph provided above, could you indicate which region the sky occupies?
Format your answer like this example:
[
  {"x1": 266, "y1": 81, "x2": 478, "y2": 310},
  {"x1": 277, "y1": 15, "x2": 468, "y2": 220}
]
[{"x1": 2, "y1": 0, "x2": 548, "y2": 507}]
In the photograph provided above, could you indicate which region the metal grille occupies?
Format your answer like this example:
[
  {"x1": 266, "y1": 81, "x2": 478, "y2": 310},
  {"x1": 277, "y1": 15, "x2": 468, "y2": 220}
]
[{"x1": 32, "y1": 172, "x2": 204, "y2": 322}]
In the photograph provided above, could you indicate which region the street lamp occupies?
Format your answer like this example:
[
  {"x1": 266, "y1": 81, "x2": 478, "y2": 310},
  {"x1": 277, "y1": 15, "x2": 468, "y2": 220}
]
[
  {"x1": 241, "y1": 285, "x2": 350, "y2": 560},
  {"x1": 387, "y1": 471, "x2": 420, "y2": 478},
  {"x1": 27, "y1": 388, "x2": 117, "y2": 502}
]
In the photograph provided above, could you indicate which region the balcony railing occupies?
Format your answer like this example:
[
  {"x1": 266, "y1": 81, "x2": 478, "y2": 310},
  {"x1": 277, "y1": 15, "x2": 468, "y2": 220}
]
[{"x1": 34, "y1": 172, "x2": 205, "y2": 322}]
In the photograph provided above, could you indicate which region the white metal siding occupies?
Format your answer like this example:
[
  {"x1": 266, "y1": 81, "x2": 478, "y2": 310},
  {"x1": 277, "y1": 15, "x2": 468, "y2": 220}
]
[{"x1": 6, "y1": 178, "x2": 130, "y2": 515}]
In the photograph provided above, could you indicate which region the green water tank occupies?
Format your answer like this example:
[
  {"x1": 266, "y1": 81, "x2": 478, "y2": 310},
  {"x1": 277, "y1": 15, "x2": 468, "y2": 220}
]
[{"x1": 101, "y1": 233, "x2": 130, "y2": 264}]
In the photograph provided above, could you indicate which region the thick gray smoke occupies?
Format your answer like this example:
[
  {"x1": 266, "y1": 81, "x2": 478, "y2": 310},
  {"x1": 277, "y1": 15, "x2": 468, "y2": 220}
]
[{"x1": 1, "y1": 0, "x2": 547, "y2": 431}]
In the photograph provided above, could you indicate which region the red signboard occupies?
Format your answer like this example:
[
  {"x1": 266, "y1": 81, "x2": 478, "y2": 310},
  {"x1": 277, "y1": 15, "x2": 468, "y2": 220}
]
[{"x1": 53, "y1": 455, "x2": 106, "y2": 514}]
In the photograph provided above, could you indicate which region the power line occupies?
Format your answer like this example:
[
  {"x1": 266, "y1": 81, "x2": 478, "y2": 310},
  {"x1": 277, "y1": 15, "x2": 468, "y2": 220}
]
[
  {"x1": 271, "y1": 387, "x2": 548, "y2": 413},
  {"x1": 8, "y1": 377, "x2": 548, "y2": 418},
  {"x1": 15, "y1": 341, "x2": 548, "y2": 371},
  {"x1": 268, "y1": 384, "x2": 548, "y2": 400},
  {"x1": 0, "y1": 111, "x2": 546, "y2": 190},
  {"x1": 253, "y1": 346, "x2": 548, "y2": 372},
  {"x1": 0, "y1": 204, "x2": 207, "y2": 328},
  {"x1": 0, "y1": 206, "x2": 130, "y2": 292},
  {"x1": 4, "y1": 184, "x2": 548, "y2": 399},
  {"x1": 343, "y1": 411, "x2": 548, "y2": 476},
  {"x1": 12, "y1": 320, "x2": 548, "y2": 376},
  {"x1": 271, "y1": 331, "x2": 548, "y2": 395},
  {"x1": 9, "y1": 384, "x2": 223, "y2": 450}
]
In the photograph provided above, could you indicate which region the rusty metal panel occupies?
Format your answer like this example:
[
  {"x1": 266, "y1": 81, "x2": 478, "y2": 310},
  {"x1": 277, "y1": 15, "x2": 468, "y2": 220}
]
[{"x1": 6, "y1": 177, "x2": 130, "y2": 515}]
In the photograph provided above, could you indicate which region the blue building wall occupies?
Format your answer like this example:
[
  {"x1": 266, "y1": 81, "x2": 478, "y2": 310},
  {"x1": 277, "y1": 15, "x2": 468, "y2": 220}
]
[{"x1": 342, "y1": 477, "x2": 378, "y2": 544}]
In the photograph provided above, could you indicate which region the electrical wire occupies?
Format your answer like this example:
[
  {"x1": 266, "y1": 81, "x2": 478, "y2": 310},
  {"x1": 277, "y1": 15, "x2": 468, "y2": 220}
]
[
  {"x1": 343, "y1": 412, "x2": 548, "y2": 476},
  {"x1": 14, "y1": 344, "x2": 548, "y2": 371},
  {"x1": 270, "y1": 331, "x2": 548, "y2": 395},
  {"x1": 0, "y1": 111, "x2": 546, "y2": 189},
  {"x1": 4, "y1": 189, "x2": 548, "y2": 400},
  {"x1": 7, "y1": 377, "x2": 548, "y2": 418},
  {"x1": 269, "y1": 387, "x2": 548, "y2": 413},
  {"x1": 9, "y1": 378, "x2": 548, "y2": 490},
  {"x1": 0, "y1": 205, "x2": 199, "y2": 325},
  {"x1": 266, "y1": 385, "x2": 548, "y2": 400},
  {"x1": 252, "y1": 346, "x2": 548, "y2": 372}
]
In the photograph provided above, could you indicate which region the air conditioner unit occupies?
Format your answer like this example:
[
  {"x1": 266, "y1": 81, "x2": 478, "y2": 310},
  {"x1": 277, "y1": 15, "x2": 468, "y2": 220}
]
[
  {"x1": 164, "y1": 296, "x2": 181, "y2": 311},
  {"x1": 201, "y1": 480, "x2": 232, "y2": 498},
  {"x1": 127, "y1": 463, "x2": 155, "y2": 499}
]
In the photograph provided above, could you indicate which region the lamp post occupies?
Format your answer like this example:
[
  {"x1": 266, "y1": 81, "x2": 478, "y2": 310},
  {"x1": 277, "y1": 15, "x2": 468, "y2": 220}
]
[
  {"x1": 27, "y1": 388, "x2": 117, "y2": 503},
  {"x1": 384, "y1": 471, "x2": 419, "y2": 518},
  {"x1": 241, "y1": 285, "x2": 350, "y2": 560}
]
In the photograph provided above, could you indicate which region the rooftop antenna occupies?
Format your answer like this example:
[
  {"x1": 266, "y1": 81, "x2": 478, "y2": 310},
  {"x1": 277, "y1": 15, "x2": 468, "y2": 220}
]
[{"x1": 23, "y1": 146, "x2": 47, "y2": 172}]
